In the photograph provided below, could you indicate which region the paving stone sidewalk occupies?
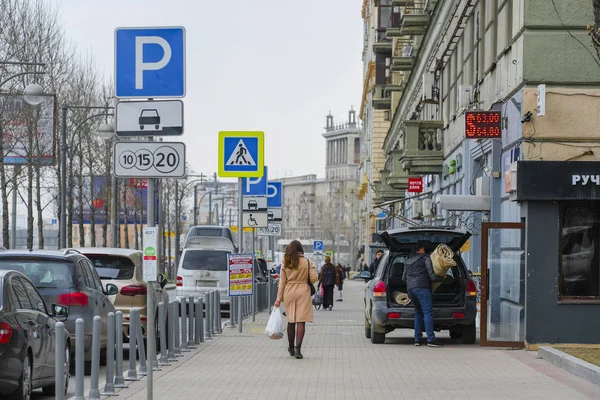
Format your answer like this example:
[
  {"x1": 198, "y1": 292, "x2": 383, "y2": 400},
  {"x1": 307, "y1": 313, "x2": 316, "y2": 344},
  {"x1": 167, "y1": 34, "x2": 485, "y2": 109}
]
[{"x1": 113, "y1": 280, "x2": 600, "y2": 400}]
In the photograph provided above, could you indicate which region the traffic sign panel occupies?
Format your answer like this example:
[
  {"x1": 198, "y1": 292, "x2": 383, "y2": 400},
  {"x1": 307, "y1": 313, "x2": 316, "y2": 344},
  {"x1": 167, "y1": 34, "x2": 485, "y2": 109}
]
[
  {"x1": 313, "y1": 240, "x2": 324, "y2": 252},
  {"x1": 267, "y1": 208, "x2": 282, "y2": 222},
  {"x1": 113, "y1": 141, "x2": 186, "y2": 178},
  {"x1": 267, "y1": 182, "x2": 282, "y2": 208},
  {"x1": 116, "y1": 100, "x2": 183, "y2": 137},
  {"x1": 324, "y1": 250, "x2": 333, "y2": 259},
  {"x1": 242, "y1": 166, "x2": 268, "y2": 195},
  {"x1": 115, "y1": 26, "x2": 186, "y2": 98},
  {"x1": 218, "y1": 131, "x2": 264, "y2": 178},
  {"x1": 243, "y1": 197, "x2": 267, "y2": 212},
  {"x1": 242, "y1": 212, "x2": 268, "y2": 228},
  {"x1": 257, "y1": 223, "x2": 282, "y2": 237}
]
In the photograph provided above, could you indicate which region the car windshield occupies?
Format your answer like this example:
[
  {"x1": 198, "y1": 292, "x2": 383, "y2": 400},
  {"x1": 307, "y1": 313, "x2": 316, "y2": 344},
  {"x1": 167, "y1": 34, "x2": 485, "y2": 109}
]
[
  {"x1": 86, "y1": 255, "x2": 135, "y2": 280},
  {"x1": 0, "y1": 259, "x2": 74, "y2": 289},
  {"x1": 182, "y1": 250, "x2": 230, "y2": 271}
]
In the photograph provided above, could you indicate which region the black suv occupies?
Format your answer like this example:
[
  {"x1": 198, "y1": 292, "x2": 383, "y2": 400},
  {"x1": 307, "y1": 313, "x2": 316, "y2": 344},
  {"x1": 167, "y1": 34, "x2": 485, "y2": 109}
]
[{"x1": 363, "y1": 227, "x2": 478, "y2": 344}]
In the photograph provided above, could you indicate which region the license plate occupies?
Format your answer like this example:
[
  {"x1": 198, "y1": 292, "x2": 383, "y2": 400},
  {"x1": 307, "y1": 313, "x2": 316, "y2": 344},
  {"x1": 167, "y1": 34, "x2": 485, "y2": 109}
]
[{"x1": 196, "y1": 280, "x2": 217, "y2": 287}]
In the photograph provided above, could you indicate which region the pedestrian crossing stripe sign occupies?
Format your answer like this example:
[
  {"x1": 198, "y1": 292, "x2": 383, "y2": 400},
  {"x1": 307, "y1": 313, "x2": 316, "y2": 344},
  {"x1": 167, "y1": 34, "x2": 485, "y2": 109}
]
[{"x1": 218, "y1": 131, "x2": 264, "y2": 178}]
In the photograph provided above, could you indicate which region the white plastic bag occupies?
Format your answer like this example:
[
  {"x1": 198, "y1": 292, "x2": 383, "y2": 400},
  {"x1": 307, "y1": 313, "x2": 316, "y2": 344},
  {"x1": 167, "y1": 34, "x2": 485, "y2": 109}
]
[{"x1": 265, "y1": 306, "x2": 284, "y2": 340}]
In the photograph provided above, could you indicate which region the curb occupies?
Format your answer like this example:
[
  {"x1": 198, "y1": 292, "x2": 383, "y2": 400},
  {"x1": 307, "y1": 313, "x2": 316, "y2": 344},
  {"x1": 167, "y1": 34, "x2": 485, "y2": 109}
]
[{"x1": 538, "y1": 346, "x2": 600, "y2": 385}]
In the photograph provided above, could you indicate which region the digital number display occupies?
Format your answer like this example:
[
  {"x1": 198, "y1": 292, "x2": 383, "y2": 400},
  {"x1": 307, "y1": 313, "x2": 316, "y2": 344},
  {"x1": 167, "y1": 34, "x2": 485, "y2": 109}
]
[{"x1": 465, "y1": 111, "x2": 502, "y2": 139}]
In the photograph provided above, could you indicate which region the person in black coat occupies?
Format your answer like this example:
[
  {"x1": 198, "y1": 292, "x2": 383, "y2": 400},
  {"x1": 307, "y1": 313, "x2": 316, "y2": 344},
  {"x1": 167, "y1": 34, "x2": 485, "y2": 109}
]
[{"x1": 369, "y1": 250, "x2": 384, "y2": 277}]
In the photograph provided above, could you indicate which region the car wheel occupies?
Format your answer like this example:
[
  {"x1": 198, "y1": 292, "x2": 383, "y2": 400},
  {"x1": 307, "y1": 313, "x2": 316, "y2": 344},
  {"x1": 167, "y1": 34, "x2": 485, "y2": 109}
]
[
  {"x1": 42, "y1": 344, "x2": 70, "y2": 396},
  {"x1": 8, "y1": 353, "x2": 32, "y2": 400},
  {"x1": 369, "y1": 309, "x2": 385, "y2": 344},
  {"x1": 364, "y1": 316, "x2": 372, "y2": 339},
  {"x1": 462, "y1": 323, "x2": 477, "y2": 344}
]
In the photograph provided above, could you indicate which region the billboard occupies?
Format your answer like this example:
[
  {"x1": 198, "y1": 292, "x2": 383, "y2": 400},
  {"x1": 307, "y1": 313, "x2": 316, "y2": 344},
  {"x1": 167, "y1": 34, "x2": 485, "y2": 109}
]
[{"x1": 0, "y1": 94, "x2": 56, "y2": 165}]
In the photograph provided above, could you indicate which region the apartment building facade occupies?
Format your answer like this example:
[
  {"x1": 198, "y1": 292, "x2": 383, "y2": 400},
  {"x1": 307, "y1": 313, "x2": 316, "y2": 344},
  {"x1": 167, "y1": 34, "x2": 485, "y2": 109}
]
[{"x1": 364, "y1": 0, "x2": 600, "y2": 345}]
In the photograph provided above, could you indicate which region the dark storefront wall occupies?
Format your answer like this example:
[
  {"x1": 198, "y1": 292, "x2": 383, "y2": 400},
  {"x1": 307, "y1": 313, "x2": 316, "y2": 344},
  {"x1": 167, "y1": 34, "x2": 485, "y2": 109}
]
[{"x1": 518, "y1": 161, "x2": 600, "y2": 344}]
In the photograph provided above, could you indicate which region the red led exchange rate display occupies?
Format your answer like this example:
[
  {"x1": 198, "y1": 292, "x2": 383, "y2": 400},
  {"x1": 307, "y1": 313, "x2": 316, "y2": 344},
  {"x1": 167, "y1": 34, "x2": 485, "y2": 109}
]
[{"x1": 465, "y1": 110, "x2": 502, "y2": 139}]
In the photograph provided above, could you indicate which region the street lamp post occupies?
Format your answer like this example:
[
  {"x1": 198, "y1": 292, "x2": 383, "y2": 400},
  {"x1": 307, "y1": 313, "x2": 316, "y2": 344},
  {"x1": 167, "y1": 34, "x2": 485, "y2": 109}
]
[
  {"x1": 0, "y1": 60, "x2": 46, "y2": 249},
  {"x1": 59, "y1": 106, "x2": 115, "y2": 249}
]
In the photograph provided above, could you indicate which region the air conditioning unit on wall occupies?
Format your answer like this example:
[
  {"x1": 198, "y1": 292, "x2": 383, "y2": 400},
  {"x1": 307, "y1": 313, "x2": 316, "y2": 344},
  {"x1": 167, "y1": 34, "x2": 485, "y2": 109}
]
[
  {"x1": 458, "y1": 85, "x2": 473, "y2": 109},
  {"x1": 412, "y1": 200, "x2": 423, "y2": 219},
  {"x1": 422, "y1": 199, "x2": 433, "y2": 217}
]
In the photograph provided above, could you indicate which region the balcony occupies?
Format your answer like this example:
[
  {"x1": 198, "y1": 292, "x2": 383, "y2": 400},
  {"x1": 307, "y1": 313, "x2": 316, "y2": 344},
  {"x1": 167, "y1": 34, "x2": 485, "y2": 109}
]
[
  {"x1": 372, "y1": 85, "x2": 392, "y2": 110},
  {"x1": 386, "y1": 13, "x2": 404, "y2": 37},
  {"x1": 391, "y1": 55, "x2": 415, "y2": 72},
  {"x1": 386, "y1": 149, "x2": 410, "y2": 190},
  {"x1": 392, "y1": 0, "x2": 416, "y2": 5},
  {"x1": 399, "y1": 120, "x2": 444, "y2": 175},
  {"x1": 374, "y1": 170, "x2": 406, "y2": 202},
  {"x1": 373, "y1": 29, "x2": 393, "y2": 54},
  {"x1": 400, "y1": 10, "x2": 430, "y2": 36}
]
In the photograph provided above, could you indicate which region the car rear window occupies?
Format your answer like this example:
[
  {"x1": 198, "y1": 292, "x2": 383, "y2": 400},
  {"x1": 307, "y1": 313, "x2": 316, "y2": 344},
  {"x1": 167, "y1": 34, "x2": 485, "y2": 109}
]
[
  {"x1": 86, "y1": 255, "x2": 135, "y2": 280},
  {"x1": 0, "y1": 259, "x2": 74, "y2": 289},
  {"x1": 190, "y1": 228, "x2": 226, "y2": 237},
  {"x1": 182, "y1": 250, "x2": 230, "y2": 271}
]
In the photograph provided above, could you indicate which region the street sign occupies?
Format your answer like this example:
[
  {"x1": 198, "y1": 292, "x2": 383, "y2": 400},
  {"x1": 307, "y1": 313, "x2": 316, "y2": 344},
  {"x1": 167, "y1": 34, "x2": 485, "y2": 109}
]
[
  {"x1": 257, "y1": 223, "x2": 282, "y2": 237},
  {"x1": 267, "y1": 182, "x2": 282, "y2": 208},
  {"x1": 116, "y1": 100, "x2": 183, "y2": 137},
  {"x1": 242, "y1": 166, "x2": 268, "y2": 195},
  {"x1": 243, "y1": 197, "x2": 267, "y2": 212},
  {"x1": 324, "y1": 250, "x2": 333, "y2": 259},
  {"x1": 267, "y1": 208, "x2": 282, "y2": 222},
  {"x1": 143, "y1": 227, "x2": 158, "y2": 281},
  {"x1": 227, "y1": 253, "x2": 253, "y2": 297},
  {"x1": 115, "y1": 26, "x2": 186, "y2": 98},
  {"x1": 254, "y1": 250, "x2": 261, "y2": 258},
  {"x1": 218, "y1": 131, "x2": 264, "y2": 178},
  {"x1": 313, "y1": 240, "x2": 324, "y2": 252},
  {"x1": 243, "y1": 212, "x2": 268, "y2": 228},
  {"x1": 113, "y1": 141, "x2": 186, "y2": 178}
]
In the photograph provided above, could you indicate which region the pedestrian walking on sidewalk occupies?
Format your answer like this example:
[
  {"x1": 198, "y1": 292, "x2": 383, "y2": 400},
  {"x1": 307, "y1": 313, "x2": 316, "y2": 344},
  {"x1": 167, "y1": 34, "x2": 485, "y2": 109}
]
[
  {"x1": 274, "y1": 240, "x2": 318, "y2": 359},
  {"x1": 318, "y1": 256, "x2": 339, "y2": 310},
  {"x1": 403, "y1": 241, "x2": 445, "y2": 347},
  {"x1": 336, "y1": 263, "x2": 345, "y2": 302}
]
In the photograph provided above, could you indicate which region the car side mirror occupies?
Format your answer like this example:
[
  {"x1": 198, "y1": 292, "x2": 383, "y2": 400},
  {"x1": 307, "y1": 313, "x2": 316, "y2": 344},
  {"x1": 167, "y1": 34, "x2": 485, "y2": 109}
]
[
  {"x1": 105, "y1": 283, "x2": 119, "y2": 296},
  {"x1": 51, "y1": 304, "x2": 69, "y2": 321},
  {"x1": 359, "y1": 271, "x2": 372, "y2": 281}
]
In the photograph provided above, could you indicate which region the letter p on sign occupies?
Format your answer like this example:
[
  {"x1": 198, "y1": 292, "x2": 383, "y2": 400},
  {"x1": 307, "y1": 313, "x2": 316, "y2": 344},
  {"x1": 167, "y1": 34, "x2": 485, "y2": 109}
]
[{"x1": 135, "y1": 36, "x2": 172, "y2": 90}]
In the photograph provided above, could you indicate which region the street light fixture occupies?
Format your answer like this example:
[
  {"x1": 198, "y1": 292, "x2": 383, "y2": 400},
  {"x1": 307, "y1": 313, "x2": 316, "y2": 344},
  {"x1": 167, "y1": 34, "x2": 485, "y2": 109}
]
[{"x1": 22, "y1": 83, "x2": 45, "y2": 105}]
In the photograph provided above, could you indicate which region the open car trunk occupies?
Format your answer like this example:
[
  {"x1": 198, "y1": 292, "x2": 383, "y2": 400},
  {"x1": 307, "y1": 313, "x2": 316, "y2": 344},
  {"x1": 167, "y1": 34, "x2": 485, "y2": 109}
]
[
  {"x1": 386, "y1": 253, "x2": 466, "y2": 307},
  {"x1": 380, "y1": 228, "x2": 472, "y2": 308}
]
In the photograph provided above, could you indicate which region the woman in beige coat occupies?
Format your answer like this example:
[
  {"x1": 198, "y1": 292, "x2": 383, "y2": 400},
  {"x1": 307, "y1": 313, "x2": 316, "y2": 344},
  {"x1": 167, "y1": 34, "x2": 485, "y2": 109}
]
[{"x1": 274, "y1": 240, "x2": 318, "y2": 359}]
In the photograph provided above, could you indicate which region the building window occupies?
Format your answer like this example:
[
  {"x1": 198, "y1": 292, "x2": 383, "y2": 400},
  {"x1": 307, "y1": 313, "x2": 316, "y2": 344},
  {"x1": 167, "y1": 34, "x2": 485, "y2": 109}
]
[{"x1": 560, "y1": 201, "x2": 600, "y2": 299}]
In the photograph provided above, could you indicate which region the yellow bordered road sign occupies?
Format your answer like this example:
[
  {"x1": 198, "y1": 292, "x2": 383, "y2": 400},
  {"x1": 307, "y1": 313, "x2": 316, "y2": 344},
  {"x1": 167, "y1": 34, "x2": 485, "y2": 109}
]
[{"x1": 218, "y1": 131, "x2": 265, "y2": 178}]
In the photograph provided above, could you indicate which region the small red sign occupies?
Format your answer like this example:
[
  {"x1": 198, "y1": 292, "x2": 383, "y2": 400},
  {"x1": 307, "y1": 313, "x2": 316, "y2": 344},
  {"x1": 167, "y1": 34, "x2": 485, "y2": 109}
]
[{"x1": 408, "y1": 178, "x2": 423, "y2": 193}]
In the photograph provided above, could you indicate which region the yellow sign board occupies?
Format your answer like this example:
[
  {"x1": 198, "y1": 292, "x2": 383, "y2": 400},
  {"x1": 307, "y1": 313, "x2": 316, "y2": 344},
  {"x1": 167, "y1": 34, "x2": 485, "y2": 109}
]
[
  {"x1": 218, "y1": 131, "x2": 265, "y2": 178},
  {"x1": 324, "y1": 250, "x2": 333, "y2": 258},
  {"x1": 460, "y1": 238, "x2": 471, "y2": 252},
  {"x1": 230, "y1": 226, "x2": 252, "y2": 233}
]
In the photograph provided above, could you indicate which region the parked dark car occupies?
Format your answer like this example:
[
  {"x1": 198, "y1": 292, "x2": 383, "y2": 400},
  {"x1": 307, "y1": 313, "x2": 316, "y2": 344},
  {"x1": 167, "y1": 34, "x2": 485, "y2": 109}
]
[
  {"x1": 363, "y1": 227, "x2": 478, "y2": 344},
  {"x1": 254, "y1": 258, "x2": 269, "y2": 283},
  {"x1": 0, "y1": 269, "x2": 70, "y2": 399},
  {"x1": 0, "y1": 249, "x2": 118, "y2": 375}
]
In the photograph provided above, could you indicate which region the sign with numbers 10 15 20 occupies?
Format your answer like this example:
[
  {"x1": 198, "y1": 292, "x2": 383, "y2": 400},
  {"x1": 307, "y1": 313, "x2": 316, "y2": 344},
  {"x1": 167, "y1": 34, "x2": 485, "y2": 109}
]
[{"x1": 113, "y1": 141, "x2": 186, "y2": 178}]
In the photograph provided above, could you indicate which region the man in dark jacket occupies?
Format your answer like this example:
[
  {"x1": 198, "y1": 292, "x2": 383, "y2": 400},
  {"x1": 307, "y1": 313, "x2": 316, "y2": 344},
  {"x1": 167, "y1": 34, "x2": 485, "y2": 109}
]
[
  {"x1": 402, "y1": 241, "x2": 445, "y2": 347},
  {"x1": 368, "y1": 250, "x2": 384, "y2": 277},
  {"x1": 319, "y1": 256, "x2": 338, "y2": 310}
]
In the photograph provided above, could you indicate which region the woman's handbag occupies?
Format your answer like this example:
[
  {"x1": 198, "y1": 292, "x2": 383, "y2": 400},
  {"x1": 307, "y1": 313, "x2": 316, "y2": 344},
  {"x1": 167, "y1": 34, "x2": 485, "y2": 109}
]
[{"x1": 307, "y1": 260, "x2": 316, "y2": 296}]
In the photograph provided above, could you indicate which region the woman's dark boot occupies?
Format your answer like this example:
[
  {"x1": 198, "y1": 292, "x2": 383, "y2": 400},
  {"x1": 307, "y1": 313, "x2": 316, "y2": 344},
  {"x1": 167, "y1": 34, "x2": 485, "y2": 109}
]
[
  {"x1": 288, "y1": 346, "x2": 295, "y2": 356},
  {"x1": 294, "y1": 346, "x2": 303, "y2": 359}
]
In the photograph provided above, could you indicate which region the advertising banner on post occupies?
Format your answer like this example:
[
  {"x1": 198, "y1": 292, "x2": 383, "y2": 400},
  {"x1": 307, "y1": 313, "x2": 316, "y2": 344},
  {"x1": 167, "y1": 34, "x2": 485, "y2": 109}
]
[
  {"x1": 228, "y1": 253, "x2": 254, "y2": 296},
  {"x1": 143, "y1": 227, "x2": 158, "y2": 281}
]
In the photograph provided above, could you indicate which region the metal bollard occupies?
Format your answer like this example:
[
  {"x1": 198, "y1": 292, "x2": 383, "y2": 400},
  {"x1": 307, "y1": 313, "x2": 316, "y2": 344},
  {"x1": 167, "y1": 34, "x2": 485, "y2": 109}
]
[
  {"x1": 180, "y1": 297, "x2": 189, "y2": 351},
  {"x1": 74, "y1": 318, "x2": 85, "y2": 400},
  {"x1": 158, "y1": 302, "x2": 170, "y2": 366},
  {"x1": 211, "y1": 291, "x2": 217, "y2": 336},
  {"x1": 268, "y1": 274, "x2": 272, "y2": 314},
  {"x1": 195, "y1": 297, "x2": 204, "y2": 344},
  {"x1": 215, "y1": 291, "x2": 222, "y2": 334},
  {"x1": 125, "y1": 310, "x2": 139, "y2": 381},
  {"x1": 133, "y1": 309, "x2": 147, "y2": 375},
  {"x1": 174, "y1": 300, "x2": 182, "y2": 356},
  {"x1": 205, "y1": 292, "x2": 213, "y2": 339},
  {"x1": 114, "y1": 312, "x2": 127, "y2": 388},
  {"x1": 55, "y1": 322, "x2": 66, "y2": 400},
  {"x1": 167, "y1": 302, "x2": 177, "y2": 361},
  {"x1": 188, "y1": 296, "x2": 196, "y2": 346},
  {"x1": 88, "y1": 316, "x2": 102, "y2": 400},
  {"x1": 101, "y1": 312, "x2": 117, "y2": 396}
]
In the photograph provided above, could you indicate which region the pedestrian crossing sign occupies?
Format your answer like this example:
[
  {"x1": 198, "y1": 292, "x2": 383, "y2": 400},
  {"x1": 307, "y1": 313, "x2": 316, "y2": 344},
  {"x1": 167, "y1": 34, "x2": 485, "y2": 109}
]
[{"x1": 218, "y1": 131, "x2": 264, "y2": 178}]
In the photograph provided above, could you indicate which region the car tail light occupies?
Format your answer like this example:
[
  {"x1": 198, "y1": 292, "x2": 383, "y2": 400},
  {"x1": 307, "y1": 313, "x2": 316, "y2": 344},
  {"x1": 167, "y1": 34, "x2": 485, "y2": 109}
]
[
  {"x1": 120, "y1": 285, "x2": 147, "y2": 296},
  {"x1": 452, "y1": 312, "x2": 465, "y2": 319},
  {"x1": 373, "y1": 281, "x2": 387, "y2": 297},
  {"x1": 466, "y1": 280, "x2": 477, "y2": 297},
  {"x1": 387, "y1": 312, "x2": 401, "y2": 319},
  {"x1": 176, "y1": 276, "x2": 183, "y2": 287},
  {"x1": 273, "y1": 274, "x2": 279, "y2": 279},
  {"x1": 0, "y1": 322, "x2": 12, "y2": 344},
  {"x1": 57, "y1": 292, "x2": 89, "y2": 307}
]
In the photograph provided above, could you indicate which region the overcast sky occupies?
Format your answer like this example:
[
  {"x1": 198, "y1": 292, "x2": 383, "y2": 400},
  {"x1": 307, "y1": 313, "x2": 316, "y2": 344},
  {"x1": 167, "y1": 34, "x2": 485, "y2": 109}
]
[{"x1": 53, "y1": 0, "x2": 363, "y2": 181}]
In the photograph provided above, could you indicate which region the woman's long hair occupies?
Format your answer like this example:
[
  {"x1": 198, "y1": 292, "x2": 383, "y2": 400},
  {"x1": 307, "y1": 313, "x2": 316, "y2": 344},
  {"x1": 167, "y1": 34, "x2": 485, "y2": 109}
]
[{"x1": 283, "y1": 240, "x2": 304, "y2": 269}]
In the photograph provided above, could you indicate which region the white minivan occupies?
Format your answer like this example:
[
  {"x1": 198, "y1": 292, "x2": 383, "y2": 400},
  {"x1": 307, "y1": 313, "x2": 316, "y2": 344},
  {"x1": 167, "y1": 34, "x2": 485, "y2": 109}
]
[{"x1": 175, "y1": 236, "x2": 234, "y2": 314}]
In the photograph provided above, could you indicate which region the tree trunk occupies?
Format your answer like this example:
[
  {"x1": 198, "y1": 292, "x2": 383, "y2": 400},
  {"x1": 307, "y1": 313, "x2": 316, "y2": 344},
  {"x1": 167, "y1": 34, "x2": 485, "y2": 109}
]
[
  {"x1": 35, "y1": 168, "x2": 44, "y2": 249},
  {"x1": 0, "y1": 137, "x2": 9, "y2": 248},
  {"x1": 26, "y1": 119, "x2": 35, "y2": 250},
  {"x1": 102, "y1": 142, "x2": 110, "y2": 247},
  {"x1": 89, "y1": 175, "x2": 96, "y2": 247},
  {"x1": 67, "y1": 161, "x2": 74, "y2": 248},
  {"x1": 166, "y1": 185, "x2": 172, "y2": 278}
]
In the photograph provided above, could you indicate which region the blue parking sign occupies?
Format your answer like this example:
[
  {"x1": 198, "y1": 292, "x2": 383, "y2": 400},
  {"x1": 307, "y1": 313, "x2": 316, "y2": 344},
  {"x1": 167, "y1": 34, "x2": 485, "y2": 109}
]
[
  {"x1": 267, "y1": 182, "x2": 282, "y2": 208},
  {"x1": 242, "y1": 166, "x2": 268, "y2": 196},
  {"x1": 115, "y1": 27, "x2": 186, "y2": 98},
  {"x1": 313, "y1": 241, "x2": 324, "y2": 252}
]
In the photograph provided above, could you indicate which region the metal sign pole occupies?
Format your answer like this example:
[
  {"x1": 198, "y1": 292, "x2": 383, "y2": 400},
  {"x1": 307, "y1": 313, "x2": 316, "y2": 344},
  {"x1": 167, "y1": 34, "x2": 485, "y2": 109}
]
[
  {"x1": 238, "y1": 178, "x2": 244, "y2": 333},
  {"x1": 252, "y1": 228, "x2": 256, "y2": 322},
  {"x1": 146, "y1": 174, "x2": 155, "y2": 400}
]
